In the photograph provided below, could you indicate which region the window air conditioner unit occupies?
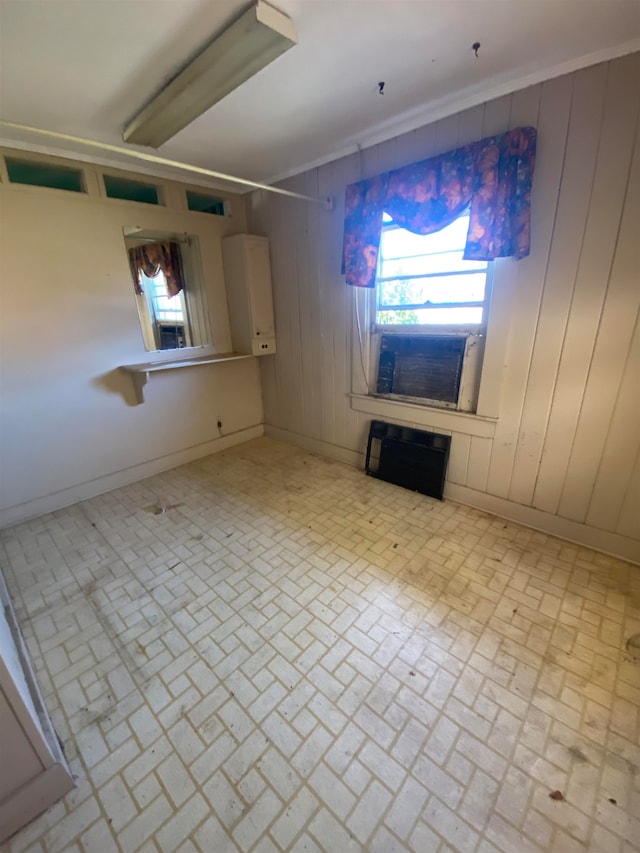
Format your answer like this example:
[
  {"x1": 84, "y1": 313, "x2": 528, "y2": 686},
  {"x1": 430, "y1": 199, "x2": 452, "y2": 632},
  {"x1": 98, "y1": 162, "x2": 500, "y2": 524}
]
[{"x1": 375, "y1": 333, "x2": 484, "y2": 412}]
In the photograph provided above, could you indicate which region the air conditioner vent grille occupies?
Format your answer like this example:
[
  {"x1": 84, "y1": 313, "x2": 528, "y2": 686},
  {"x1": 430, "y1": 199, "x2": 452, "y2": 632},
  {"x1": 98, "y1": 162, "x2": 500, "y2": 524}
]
[{"x1": 376, "y1": 334, "x2": 466, "y2": 404}]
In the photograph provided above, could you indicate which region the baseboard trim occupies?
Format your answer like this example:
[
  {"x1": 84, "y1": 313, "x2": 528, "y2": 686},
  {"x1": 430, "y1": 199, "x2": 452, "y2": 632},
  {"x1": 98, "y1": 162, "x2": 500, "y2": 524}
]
[
  {"x1": 264, "y1": 425, "x2": 365, "y2": 468},
  {"x1": 444, "y1": 483, "x2": 640, "y2": 565},
  {"x1": 265, "y1": 425, "x2": 640, "y2": 565},
  {"x1": 0, "y1": 424, "x2": 264, "y2": 529}
]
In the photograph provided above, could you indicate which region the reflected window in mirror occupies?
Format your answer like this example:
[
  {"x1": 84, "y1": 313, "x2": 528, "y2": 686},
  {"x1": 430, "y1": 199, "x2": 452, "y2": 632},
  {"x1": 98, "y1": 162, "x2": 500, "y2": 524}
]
[{"x1": 125, "y1": 230, "x2": 210, "y2": 352}]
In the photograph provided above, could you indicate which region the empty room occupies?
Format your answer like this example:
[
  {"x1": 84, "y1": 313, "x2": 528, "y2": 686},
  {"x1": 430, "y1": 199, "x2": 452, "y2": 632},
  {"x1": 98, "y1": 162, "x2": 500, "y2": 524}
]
[{"x1": 0, "y1": 1, "x2": 639, "y2": 852}]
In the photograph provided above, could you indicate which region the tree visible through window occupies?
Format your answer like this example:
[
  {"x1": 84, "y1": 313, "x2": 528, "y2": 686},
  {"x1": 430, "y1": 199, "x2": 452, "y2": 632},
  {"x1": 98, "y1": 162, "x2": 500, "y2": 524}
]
[{"x1": 376, "y1": 211, "x2": 489, "y2": 327}]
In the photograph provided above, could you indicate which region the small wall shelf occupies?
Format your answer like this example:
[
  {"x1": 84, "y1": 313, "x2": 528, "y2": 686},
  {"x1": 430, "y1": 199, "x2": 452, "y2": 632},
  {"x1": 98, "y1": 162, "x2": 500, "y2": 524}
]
[{"x1": 120, "y1": 352, "x2": 253, "y2": 404}]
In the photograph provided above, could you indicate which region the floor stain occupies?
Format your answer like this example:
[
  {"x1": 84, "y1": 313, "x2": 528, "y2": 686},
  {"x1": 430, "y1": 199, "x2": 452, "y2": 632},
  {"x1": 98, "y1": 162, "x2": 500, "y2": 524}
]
[
  {"x1": 624, "y1": 633, "x2": 640, "y2": 661},
  {"x1": 568, "y1": 745, "x2": 590, "y2": 763}
]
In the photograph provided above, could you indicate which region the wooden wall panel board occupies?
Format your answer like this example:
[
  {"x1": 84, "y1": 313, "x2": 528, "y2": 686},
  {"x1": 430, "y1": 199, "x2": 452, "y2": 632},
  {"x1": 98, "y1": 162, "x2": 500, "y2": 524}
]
[
  {"x1": 448, "y1": 433, "x2": 471, "y2": 485},
  {"x1": 273, "y1": 193, "x2": 296, "y2": 429},
  {"x1": 258, "y1": 353, "x2": 277, "y2": 426},
  {"x1": 267, "y1": 193, "x2": 291, "y2": 432},
  {"x1": 456, "y1": 104, "x2": 485, "y2": 147},
  {"x1": 486, "y1": 75, "x2": 570, "y2": 499},
  {"x1": 434, "y1": 112, "x2": 460, "y2": 154},
  {"x1": 303, "y1": 169, "x2": 326, "y2": 441},
  {"x1": 253, "y1": 191, "x2": 286, "y2": 428},
  {"x1": 476, "y1": 90, "x2": 538, "y2": 421},
  {"x1": 334, "y1": 153, "x2": 361, "y2": 451},
  {"x1": 355, "y1": 410, "x2": 374, "y2": 465},
  {"x1": 507, "y1": 83, "x2": 541, "y2": 131},
  {"x1": 476, "y1": 259, "x2": 515, "y2": 420},
  {"x1": 534, "y1": 57, "x2": 638, "y2": 516},
  {"x1": 289, "y1": 174, "x2": 312, "y2": 436},
  {"x1": 508, "y1": 64, "x2": 608, "y2": 506},
  {"x1": 480, "y1": 94, "x2": 512, "y2": 137},
  {"x1": 402, "y1": 121, "x2": 438, "y2": 166},
  {"x1": 558, "y1": 72, "x2": 640, "y2": 521},
  {"x1": 616, "y1": 446, "x2": 640, "y2": 539},
  {"x1": 355, "y1": 125, "x2": 397, "y2": 418},
  {"x1": 466, "y1": 436, "x2": 493, "y2": 493},
  {"x1": 586, "y1": 312, "x2": 640, "y2": 531},
  {"x1": 316, "y1": 166, "x2": 339, "y2": 445},
  {"x1": 264, "y1": 193, "x2": 287, "y2": 430},
  {"x1": 477, "y1": 80, "x2": 542, "y2": 417},
  {"x1": 281, "y1": 183, "x2": 307, "y2": 436},
  {"x1": 372, "y1": 135, "x2": 399, "y2": 174},
  {"x1": 351, "y1": 286, "x2": 370, "y2": 398},
  {"x1": 584, "y1": 128, "x2": 640, "y2": 531},
  {"x1": 246, "y1": 189, "x2": 277, "y2": 428},
  {"x1": 360, "y1": 143, "x2": 379, "y2": 181}
]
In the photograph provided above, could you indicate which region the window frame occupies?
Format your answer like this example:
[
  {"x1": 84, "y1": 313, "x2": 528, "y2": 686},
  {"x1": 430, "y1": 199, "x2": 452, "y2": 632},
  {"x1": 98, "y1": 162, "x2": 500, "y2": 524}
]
[{"x1": 350, "y1": 212, "x2": 497, "y2": 415}]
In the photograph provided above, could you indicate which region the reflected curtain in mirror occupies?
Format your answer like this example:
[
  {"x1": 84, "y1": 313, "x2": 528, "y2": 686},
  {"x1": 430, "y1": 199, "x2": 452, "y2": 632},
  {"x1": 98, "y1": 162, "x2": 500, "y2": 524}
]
[
  {"x1": 342, "y1": 126, "x2": 537, "y2": 288},
  {"x1": 128, "y1": 241, "x2": 185, "y2": 297}
]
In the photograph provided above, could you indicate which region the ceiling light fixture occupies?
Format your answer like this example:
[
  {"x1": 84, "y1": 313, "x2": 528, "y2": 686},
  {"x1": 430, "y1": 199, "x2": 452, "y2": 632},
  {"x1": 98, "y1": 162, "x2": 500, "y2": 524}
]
[{"x1": 123, "y1": 0, "x2": 297, "y2": 148}]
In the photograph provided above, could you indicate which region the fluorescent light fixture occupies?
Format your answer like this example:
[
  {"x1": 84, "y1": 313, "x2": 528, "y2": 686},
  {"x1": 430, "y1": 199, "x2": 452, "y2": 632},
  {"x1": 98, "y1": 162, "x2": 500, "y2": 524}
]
[{"x1": 123, "y1": 0, "x2": 297, "y2": 148}]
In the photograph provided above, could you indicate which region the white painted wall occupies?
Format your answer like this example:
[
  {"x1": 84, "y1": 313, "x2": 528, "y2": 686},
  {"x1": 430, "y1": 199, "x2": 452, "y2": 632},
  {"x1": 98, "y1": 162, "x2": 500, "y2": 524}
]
[
  {"x1": 248, "y1": 53, "x2": 640, "y2": 564},
  {"x1": 0, "y1": 155, "x2": 264, "y2": 526}
]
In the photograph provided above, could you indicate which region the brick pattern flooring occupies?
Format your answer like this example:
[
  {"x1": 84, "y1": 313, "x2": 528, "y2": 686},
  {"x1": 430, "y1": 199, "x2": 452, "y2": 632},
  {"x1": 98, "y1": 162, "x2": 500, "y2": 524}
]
[{"x1": 1, "y1": 438, "x2": 638, "y2": 853}]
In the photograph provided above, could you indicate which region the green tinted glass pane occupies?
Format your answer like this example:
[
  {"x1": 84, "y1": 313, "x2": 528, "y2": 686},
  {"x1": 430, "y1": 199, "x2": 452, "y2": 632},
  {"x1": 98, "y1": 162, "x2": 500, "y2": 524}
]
[
  {"x1": 6, "y1": 158, "x2": 84, "y2": 192},
  {"x1": 186, "y1": 191, "x2": 225, "y2": 216},
  {"x1": 104, "y1": 175, "x2": 159, "y2": 205}
]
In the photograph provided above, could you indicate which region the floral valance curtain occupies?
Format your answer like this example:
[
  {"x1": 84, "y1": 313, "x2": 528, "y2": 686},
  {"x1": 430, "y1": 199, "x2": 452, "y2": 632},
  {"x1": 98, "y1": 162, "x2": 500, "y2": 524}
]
[
  {"x1": 342, "y1": 126, "x2": 537, "y2": 288},
  {"x1": 128, "y1": 241, "x2": 185, "y2": 298}
]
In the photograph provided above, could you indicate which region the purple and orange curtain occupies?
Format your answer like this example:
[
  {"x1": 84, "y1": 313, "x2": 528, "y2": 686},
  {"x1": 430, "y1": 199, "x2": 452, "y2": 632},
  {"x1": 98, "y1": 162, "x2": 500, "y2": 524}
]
[
  {"x1": 128, "y1": 241, "x2": 185, "y2": 297},
  {"x1": 342, "y1": 126, "x2": 537, "y2": 288}
]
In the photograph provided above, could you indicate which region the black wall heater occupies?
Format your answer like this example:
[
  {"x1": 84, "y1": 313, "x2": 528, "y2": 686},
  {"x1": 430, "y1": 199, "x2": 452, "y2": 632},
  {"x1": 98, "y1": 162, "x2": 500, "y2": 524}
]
[{"x1": 365, "y1": 420, "x2": 451, "y2": 500}]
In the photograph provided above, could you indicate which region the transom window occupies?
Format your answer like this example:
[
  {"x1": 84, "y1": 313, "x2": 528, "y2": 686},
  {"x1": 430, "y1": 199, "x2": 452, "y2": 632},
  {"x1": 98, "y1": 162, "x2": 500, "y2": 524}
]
[{"x1": 376, "y1": 211, "x2": 490, "y2": 328}]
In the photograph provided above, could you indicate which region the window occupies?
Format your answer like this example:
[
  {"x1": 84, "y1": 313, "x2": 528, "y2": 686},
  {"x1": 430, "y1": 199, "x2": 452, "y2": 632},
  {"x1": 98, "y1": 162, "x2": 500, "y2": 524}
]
[
  {"x1": 376, "y1": 211, "x2": 489, "y2": 329},
  {"x1": 186, "y1": 191, "x2": 226, "y2": 216},
  {"x1": 104, "y1": 175, "x2": 161, "y2": 205},
  {"x1": 367, "y1": 210, "x2": 491, "y2": 411},
  {"x1": 6, "y1": 157, "x2": 85, "y2": 193},
  {"x1": 126, "y1": 231, "x2": 210, "y2": 353}
]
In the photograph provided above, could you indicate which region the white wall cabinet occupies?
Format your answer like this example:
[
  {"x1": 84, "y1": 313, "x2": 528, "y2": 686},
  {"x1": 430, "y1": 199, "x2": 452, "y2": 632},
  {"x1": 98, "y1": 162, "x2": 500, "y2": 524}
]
[{"x1": 222, "y1": 234, "x2": 276, "y2": 356}]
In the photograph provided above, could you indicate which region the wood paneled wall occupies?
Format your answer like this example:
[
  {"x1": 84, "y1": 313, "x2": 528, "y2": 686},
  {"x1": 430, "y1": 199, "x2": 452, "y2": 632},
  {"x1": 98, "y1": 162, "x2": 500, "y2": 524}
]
[{"x1": 248, "y1": 53, "x2": 640, "y2": 563}]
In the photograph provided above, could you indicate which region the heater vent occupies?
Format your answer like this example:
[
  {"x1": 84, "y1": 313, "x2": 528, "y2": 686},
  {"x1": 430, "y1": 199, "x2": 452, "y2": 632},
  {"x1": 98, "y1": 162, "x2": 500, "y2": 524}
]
[{"x1": 365, "y1": 420, "x2": 451, "y2": 500}]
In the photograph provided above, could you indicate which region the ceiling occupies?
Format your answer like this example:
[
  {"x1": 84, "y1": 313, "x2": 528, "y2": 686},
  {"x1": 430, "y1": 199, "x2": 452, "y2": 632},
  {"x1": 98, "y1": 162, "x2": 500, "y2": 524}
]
[{"x1": 1, "y1": 0, "x2": 639, "y2": 191}]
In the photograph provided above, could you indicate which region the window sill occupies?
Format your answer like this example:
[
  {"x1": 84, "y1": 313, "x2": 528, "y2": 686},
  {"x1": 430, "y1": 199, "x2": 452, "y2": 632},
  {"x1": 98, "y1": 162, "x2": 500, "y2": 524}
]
[
  {"x1": 121, "y1": 353, "x2": 253, "y2": 404},
  {"x1": 349, "y1": 393, "x2": 497, "y2": 438}
]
